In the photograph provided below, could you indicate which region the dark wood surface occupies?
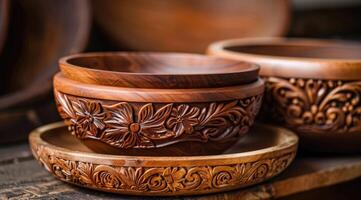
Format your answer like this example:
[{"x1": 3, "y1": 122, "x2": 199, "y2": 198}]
[
  {"x1": 1, "y1": 140, "x2": 361, "y2": 199},
  {"x1": 0, "y1": 0, "x2": 90, "y2": 110}
]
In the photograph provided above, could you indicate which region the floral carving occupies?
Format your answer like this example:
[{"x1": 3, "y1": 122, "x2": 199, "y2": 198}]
[
  {"x1": 33, "y1": 143, "x2": 295, "y2": 195},
  {"x1": 55, "y1": 91, "x2": 263, "y2": 149},
  {"x1": 264, "y1": 77, "x2": 361, "y2": 134}
]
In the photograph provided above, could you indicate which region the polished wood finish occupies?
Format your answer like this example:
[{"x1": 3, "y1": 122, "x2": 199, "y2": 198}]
[
  {"x1": 29, "y1": 122, "x2": 298, "y2": 196},
  {"x1": 0, "y1": 0, "x2": 90, "y2": 110},
  {"x1": 4, "y1": 141, "x2": 361, "y2": 199},
  {"x1": 54, "y1": 72, "x2": 264, "y2": 154},
  {"x1": 60, "y1": 52, "x2": 260, "y2": 89},
  {"x1": 0, "y1": 0, "x2": 8, "y2": 53},
  {"x1": 92, "y1": 0, "x2": 290, "y2": 53},
  {"x1": 208, "y1": 38, "x2": 361, "y2": 152}
]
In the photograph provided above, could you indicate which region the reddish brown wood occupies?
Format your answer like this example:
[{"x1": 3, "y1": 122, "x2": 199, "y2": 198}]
[
  {"x1": 54, "y1": 51, "x2": 265, "y2": 154},
  {"x1": 29, "y1": 122, "x2": 298, "y2": 196},
  {"x1": 0, "y1": 0, "x2": 90, "y2": 110},
  {"x1": 60, "y1": 52, "x2": 260, "y2": 89},
  {"x1": 208, "y1": 38, "x2": 361, "y2": 152},
  {"x1": 54, "y1": 71, "x2": 264, "y2": 155},
  {"x1": 92, "y1": 0, "x2": 290, "y2": 53},
  {"x1": 0, "y1": 0, "x2": 8, "y2": 54}
]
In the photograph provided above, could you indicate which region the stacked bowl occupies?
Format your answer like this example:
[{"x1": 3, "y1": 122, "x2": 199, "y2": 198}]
[
  {"x1": 53, "y1": 52, "x2": 265, "y2": 156},
  {"x1": 29, "y1": 52, "x2": 300, "y2": 196}
]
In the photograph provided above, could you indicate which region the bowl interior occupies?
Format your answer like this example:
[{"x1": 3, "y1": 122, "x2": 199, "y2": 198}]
[
  {"x1": 65, "y1": 53, "x2": 257, "y2": 75},
  {"x1": 225, "y1": 42, "x2": 361, "y2": 60}
]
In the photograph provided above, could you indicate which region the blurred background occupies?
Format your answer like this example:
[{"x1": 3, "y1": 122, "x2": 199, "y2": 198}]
[{"x1": 0, "y1": 0, "x2": 361, "y2": 144}]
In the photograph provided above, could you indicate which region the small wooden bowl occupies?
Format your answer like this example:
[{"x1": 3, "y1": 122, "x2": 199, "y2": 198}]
[
  {"x1": 208, "y1": 38, "x2": 361, "y2": 152},
  {"x1": 53, "y1": 69, "x2": 264, "y2": 155},
  {"x1": 59, "y1": 52, "x2": 259, "y2": 89},
  {"x1": 29, "y1": 122, "x2": 298, "y2": 196}
]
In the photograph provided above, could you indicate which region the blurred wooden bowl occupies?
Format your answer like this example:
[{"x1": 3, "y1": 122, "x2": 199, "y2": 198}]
[
  {"x1": 92, "y1": 0, "x2": 290, "y2": 53},
  {"x1": 208, "y1": 38, "x2": 361, "y2": 152},
  {"x1": 0, "y1": 0, "x2": 90, "y2": 110},
  {"x1": 0, "y1": 0, "x2": 8, "y2": 53}
]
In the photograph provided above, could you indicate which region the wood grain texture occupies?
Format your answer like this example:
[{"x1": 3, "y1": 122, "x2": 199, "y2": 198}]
[
  {"x1": 60, "y1": 52, "x2": 260, "y2": 89},
  {"x1": 29, "y1": 122, "x2": 298, "y2": 196},
  {"x1": 208, "y1": 38, "x2": 361, "y2": 152},
  {"x1": 0, "y1": 0, "x2": 90, "y2": 110},
  {"x1": 0, "y1": 0, "x2": 8, "y2": 54},
  {"x1": 92, "y1": 0, "x2": 290, "y2": 53},
  {"x1": 53, "y1": 72, "x2": 264, "y2": 153}
]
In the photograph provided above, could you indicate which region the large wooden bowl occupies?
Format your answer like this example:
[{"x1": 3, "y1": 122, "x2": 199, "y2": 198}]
[
  {"x1": 92, "y1": 0, "x2": 290, "y2": 53},
  {"x1": 53, "y1": 68, "x2": 264, "y2": 155},
  {"x1": 29, "y1": 122, "x2": 298, "y2": 196},
  {"x1": 60, "y1": 52, "x2": 259, "y2": 89},
  {"x1": 208, "y1": 38, "x2": 361, "y2": 152},
  {"x1": 0, "y1": 0, "x2": 8, "y2": 54},
  {"x1": 0, "y1": 0, "x2": 90, "y2": 110}
]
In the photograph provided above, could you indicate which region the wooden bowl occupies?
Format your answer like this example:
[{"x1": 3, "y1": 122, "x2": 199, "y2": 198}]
[
  {"x1": 92, "y1": 0, "x2": 290, "y2": 53},
  {"x1": 53, "y1": 70, "x2": 264, "y2": 155},
  {"x1": 60, "y1": 52, "x2": 260, "y2": 89},
  {"x1": 0, "y1": 0, "x2": 8, "y2": 54},
  {"x1": 29, "y1": 122, "x2": 298, "y2": 196},
  {"x1": 0, "y1": 0, "x2": 90, "y2": 110},
  {"x1": 208, "y1": 38, "x2": 361, "y2": 152}
]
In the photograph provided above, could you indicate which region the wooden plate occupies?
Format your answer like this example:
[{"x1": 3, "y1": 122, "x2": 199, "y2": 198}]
[
  {"x1": 92, "y1": 0, "x2": 290, "y2": 53},
  {"x1": 29, "y1": 122, "x2": 298, "y2": 196}
]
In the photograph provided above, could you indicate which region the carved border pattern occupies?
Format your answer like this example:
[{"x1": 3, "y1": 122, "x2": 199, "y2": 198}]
[
  {"x1": 55, "y1": 91, "x2": 263, "y2": 149},
  {"x1": 264, "y1": 77, "x2": 361, "y2": 134},
  {"x1": 32, "y1": 144, "x2": 295, "y2": 194}
]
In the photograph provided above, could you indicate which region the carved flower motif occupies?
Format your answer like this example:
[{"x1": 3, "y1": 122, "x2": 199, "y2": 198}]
[
  {"x1": 103, "y1": 103, "x2": 172, "y2": 148},
  {"x1": 163, "y1": 167, "x2": 186, "y2": 191},
  {"x1": 167, "y1": 105, "x2": 200, "y2": 137},
  {"x1": 71, "y1": 99, "x2": 106, "y2": 138}
]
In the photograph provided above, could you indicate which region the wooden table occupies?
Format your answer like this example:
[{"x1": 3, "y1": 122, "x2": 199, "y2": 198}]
[{"x1": 0, "y1": 143, "x2": 361, "y2": 200}]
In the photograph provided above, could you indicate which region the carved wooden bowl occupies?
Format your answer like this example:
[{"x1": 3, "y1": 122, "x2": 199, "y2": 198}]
[
  {"x1": 59, "y1": 52, "x2": 260, "y2": 89},
  {"x1": 208, "y1": 38, "x2": 361, "y2": 152},
  {"x1": 54, "y1": 70, "x2": 264, "y2": 155},
  {"x1": 29, "y1": 122, "x2": 298, "y2": 196},
  {"x1": 56, "y1": 52, "x2": 264, "y2": 155}
]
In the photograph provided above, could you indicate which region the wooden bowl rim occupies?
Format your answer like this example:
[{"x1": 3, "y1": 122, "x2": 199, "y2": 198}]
[
  {"x1": 53, "y1": 72, "x2": 265, "y2": 102},
  {"x1": 59, "y1": 52, "x2": 260, "y2": 88},
  {"x1": 208, "y1": 37, "x2": 361, "y2": 80},
  {"x1": 29, "y1": 122, "x2": 298, "y2": 165}
]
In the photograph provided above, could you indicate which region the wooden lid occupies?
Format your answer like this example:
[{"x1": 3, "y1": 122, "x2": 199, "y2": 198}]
[
  {"x1": 208, "y1": 38, "x2": 361, "y2": 80},
  {"x1": 59, "y1": 52, "x2": 260, "y2": 89}
]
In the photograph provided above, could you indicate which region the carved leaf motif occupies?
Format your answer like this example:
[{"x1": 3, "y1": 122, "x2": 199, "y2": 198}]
[{"x1": 139, "y1": 103, "x2": 173, "y2": 139}]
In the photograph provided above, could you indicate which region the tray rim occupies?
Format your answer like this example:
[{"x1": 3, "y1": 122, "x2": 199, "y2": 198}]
[{"x1": 29, "y1": 122, "x2": 298, "y2": 166}]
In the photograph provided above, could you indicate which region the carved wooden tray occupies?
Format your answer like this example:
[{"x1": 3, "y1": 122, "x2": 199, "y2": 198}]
[{"x1": 29, "y1": 122, "x2": 298, "y2": 196}]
